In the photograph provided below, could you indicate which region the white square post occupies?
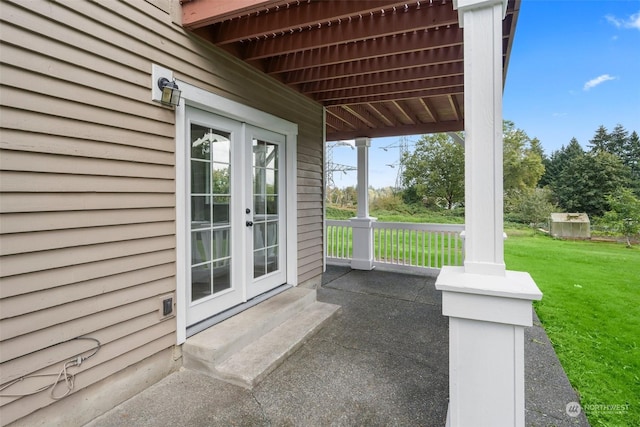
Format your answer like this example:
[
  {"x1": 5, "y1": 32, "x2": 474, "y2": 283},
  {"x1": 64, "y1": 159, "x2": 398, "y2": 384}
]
[
  {"x1": 436, "y1": 1, "x2": 543, "y2": 426},
  {"x1": 350, "y1": 137, "x2": 376, "y2": 270}
]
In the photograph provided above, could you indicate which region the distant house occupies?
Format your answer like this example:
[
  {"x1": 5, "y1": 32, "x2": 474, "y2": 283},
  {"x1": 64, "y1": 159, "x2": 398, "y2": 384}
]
[{"x1": 0, "y1": 1, "x2": 528, "y2": 426}]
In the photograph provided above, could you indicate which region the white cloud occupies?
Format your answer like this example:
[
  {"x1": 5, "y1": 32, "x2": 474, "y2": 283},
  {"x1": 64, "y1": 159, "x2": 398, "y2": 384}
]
[
  {"x1": 605, "y1": 11, "x2": 640, "y2": 30},
  {"x1": 583, "y1": 74, "x2": 617, "y2": 91}
]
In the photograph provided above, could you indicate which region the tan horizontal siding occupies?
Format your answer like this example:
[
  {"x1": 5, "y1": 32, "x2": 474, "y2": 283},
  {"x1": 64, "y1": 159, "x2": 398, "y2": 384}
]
[
  {"x1": 1, "y1": 277, "x2": 174, "y2": 342},
  {"x1": 1, "y1": 222, "x2": 175, "y2": 256},
  {"x1": 0, "y1": 129, "x2": 175, "y2": 165},
  {"x1": 1, "y1": 330, "x2": 175, "y2": 425},
  {"x1": 0, "y1": 0, "x2": 324, "y2": 424},
  {"x1": 0, "y1": 263, "x2": 175, "y2": 319},
  {"x1": 297, "y1": 215, "x2": 323, "y2": 226},
  {"x1": 0, "y1": 109, "x2": 175, "y2": 152},
  {"x1": 0, "y1": 296, "x2": 166, "y2": 364},
  {"x1": 0, "y1": 236, "x2": 175, "y2": 277},
  {"x1": 0, "y1": 251, "x2": 175, "y2": 298},
  {"x1": 0, "y1": 208, "x2": 175, "y2": 234},
  {"x1": 1, "y1": 312, "x2": 171, "y2": 386},
  {"x1": 0, "y1": 193, "x2": 175, "y2": 213},
  {"x1": 298, "y1": 245, "x2": 324, "y2": 259},
  {"x1": 0, "y1": 150, "x2": 173, "y2": 180}
]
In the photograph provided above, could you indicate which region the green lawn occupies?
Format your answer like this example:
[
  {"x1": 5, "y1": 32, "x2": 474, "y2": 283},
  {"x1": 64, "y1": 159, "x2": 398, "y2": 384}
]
[{"x1": 504, "y1": 231, "x2": 640, "y2": 427}]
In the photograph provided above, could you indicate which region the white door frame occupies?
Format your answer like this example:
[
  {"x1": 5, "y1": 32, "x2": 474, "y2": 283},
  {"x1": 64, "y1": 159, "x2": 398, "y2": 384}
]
[{"x1": 175, "y1": 79, "x2": 298, "y2": 344}]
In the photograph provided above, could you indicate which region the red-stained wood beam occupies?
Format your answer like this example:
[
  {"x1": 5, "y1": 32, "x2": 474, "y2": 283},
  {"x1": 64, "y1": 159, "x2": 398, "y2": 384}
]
[
  {"x1": 243, "y1": 3, "x2": 458, "y2": 60},
  {"x1": 312, "y1": 75, "x2": 463, "y2": 103},
  {"x1": 266, "y1": 27, "x2": 462, "y2": 74},
  {"x1": 300, "y1": 62, "x2": 462, "y2": 95},
  {"x1": 325, "y1": 111, "x2": 352, "y2": 132},
  {"x1": 326, "y1": 119, "x2": 464, "y2": 140},
  {"x1": 447, "y1": 94, "x2": 462, "y2": 122},
  {"x1": 419, "y1": 97, "x2": 439, "y2": 122},
  {"x1": 321, "y1": 86, "x2": 463, "y2": 106},
  {"x1": 284, "y1": 46, "x2": 462, "y2": 84},
  {"x1": 211, "y1": 1, "x2": 417, "y2": 44},
  {"x1": 326, "y1": 107, "x2": 366, "y2": 131},
  {"x1": 182, "y1": 0, "x2": 288, "y2": 29},
  {"x1": 342, "y1": 105, "x2": 387, "y2": 129},
  {"x1": 365, "y1": 103, "x2": 398, "y2": 127},
  {"x1": 391, "y1": 100, "x2": 419, "y2": 125}
]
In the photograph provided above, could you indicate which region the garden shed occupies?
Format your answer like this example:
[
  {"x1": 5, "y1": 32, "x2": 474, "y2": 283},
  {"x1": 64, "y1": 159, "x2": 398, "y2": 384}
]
[{"x1": 550, "y1": 213, "x2": 591, "y2": 239}]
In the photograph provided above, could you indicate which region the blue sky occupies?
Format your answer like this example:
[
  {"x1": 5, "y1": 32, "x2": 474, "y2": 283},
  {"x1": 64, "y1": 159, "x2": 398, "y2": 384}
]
[{"x1": 331, "y1": 0, "x2": 640, "y2": 189}]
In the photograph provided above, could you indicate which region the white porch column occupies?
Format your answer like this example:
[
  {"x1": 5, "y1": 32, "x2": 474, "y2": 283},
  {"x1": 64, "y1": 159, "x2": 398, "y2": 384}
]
[
  {"x1": 436, "y1": 1, "x2": 542, "y2": 426},
  {"x1": 350, "y1": 137, "x2": 376, "y2": 270}
]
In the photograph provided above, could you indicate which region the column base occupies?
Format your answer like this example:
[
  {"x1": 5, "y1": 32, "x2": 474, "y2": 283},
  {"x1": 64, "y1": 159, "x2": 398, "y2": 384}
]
[
  {"x1": 436, "y1": 266, "x2": 542, "y2": 427},
  {"x1": 350, "y1": 217, "x2": 376, "y2": 271}
]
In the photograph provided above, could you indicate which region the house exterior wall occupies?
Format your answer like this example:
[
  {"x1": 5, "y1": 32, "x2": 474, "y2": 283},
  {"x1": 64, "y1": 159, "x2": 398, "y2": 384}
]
[{"x1": 0, "y1": 0, "x2": 324, "y2": 425}]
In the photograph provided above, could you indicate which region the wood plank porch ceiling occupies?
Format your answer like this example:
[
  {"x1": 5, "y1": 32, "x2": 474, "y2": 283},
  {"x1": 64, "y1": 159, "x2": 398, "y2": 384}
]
[{"x1": 182, "y1": 0, "x2": 520, "y2": 141}]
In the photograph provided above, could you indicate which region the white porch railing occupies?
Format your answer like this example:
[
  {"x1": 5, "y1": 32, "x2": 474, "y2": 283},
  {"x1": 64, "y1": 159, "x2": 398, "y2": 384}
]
[{"x1": 326, "y1": 220, "x2": 465, "y2": 272}]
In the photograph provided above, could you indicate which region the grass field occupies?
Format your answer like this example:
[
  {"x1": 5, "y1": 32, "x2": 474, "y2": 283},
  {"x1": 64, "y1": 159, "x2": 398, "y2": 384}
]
[{"x1": 504, "y1": 231, "x2": 640, "y2": 427}]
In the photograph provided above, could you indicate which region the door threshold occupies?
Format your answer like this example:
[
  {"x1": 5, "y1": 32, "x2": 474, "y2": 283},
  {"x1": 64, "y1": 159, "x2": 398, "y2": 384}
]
[{"x1": 186, "y1": 284, "x2": 293, "y2": 337}]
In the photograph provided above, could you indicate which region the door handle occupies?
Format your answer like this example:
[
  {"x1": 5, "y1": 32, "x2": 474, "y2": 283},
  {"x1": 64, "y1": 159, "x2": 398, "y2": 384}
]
[{"x1": 246, "y1": 221, "x2": 253, "y2": 227}]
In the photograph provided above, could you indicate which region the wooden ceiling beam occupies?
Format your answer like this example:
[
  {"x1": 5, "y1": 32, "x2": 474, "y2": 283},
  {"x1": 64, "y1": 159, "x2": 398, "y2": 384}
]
[
  {"x1": 342, "y1": 105, "x2": 386, "y2": 129},
  {"x1": 266, "y1": 27, "x2": 461, "y2": 74},
  {"x1": 326, "y1": 119, "x2": 464, "y2": 141},
  {"x1": 392, "y1": 100, "x2": 419, "y2": 125},
  {"x1": 365, "y1": 103, "x2": 398, "y2": 127},
  {"x1": 300, "y1": 62, "x2": 462, "y2": 95},
  {"x1": 326, "y1": 107, "x2": 368, "y2": 131},
  {"x1": 243, "y1": 3, "x2": 458, "y2": 60},
  {"x1": 447, "y1": 94, "x2": 462, "y2": 122},
  {"x1": 322, "y1": 86, "x2": 464, "y2": 106},
  {"x1": 325, "y1": 112, "x2": 352, "y2": 132},
  {"x1": 284, "y1": 46, "x2": 462, "y2": 84},
  {"x1": 211, "y1": 1, "x2": 416, "y2": 44},
  {"x1": 312, "y1": 75, "x2": 463, "y2": 102},
  {"x1": 182, "y1": 0, "x2": 288, "y2": 29},
  {"x1": 419, "y1": 97, "x2": 438, "y2": 123}
]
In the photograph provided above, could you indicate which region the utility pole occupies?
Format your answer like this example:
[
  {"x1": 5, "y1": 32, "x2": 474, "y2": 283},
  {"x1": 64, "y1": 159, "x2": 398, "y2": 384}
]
[{"x1": 326, "y1": 141, "x2": 356, "y2": 204}]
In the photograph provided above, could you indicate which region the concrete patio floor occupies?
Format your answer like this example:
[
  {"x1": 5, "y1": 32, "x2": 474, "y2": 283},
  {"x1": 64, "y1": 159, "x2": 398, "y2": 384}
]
[{"x1": 86, "y1": 266, "x2": 589, "y2": 427}]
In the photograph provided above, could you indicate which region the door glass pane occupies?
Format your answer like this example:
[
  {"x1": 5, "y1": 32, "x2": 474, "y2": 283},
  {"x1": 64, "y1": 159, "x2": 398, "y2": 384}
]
[
  {"x1": 212, "y1": 261, "x2": 231, "y2": 294},
  {"x1": 191, "y1": 160, "x2": 210, "y2": 193},
  {"x1": 212, "y1": 164, "x2": 230, "y2": 194},
  {"x1": 191, "y1": 196, "x2": 211, "y2": 229},
  {"x1": 213, "y1": 196, "x2": 230, "y2": 225},
  {"x1": 191, "y1": 264, "x2": 212, "y2": 302},
  {"x1": 253, "y1": 222, "x2": 266, "y2": 250},
  {"x1": 191, "y1": 123, "x2": 232, "y2": 302},
  {"x1": 267, "y1": 195, "x2": 278, "y2": 215},
  {"x1": 192, "y1": 230, "x2": 210, "y2": 265},
  {"x1": 252, "y1": 138, "x2": 280, "y2": 279},
  {"x1": 253, "y1": 249, "x2": 267, "y2": 278}
]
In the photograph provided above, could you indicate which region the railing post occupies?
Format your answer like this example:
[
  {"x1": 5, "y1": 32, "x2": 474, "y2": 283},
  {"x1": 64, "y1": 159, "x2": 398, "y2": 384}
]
[{"x1": 351, "y1": 137, "x2": 376, "y2": 270}]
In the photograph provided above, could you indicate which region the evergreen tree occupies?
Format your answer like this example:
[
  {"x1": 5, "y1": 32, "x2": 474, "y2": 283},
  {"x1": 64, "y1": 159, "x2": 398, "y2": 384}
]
[
  {"x1": 608, "y1": 123, "x2": 629, "y2": 159},
  {"x1": 555, "y1": 151, "x2": 629, "y2": 217},
  {"x1": 542, "y1": 138, "x2": 584, "y2": 193},
  {"x1": 626, "y1": 131, "x2": 640, "y2": 192},
  {"x1": 588, "y1": 125, "x2": 609, "y2": 153}
]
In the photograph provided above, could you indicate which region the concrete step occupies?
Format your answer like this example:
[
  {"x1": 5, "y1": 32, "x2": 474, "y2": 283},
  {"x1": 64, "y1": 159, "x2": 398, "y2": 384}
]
[
  {"x1": 183, "y1": 287, "x2": 340, "y2": 388},
  {"x1": 215, "y1": 301, "x2": 340, "y2": 388}
]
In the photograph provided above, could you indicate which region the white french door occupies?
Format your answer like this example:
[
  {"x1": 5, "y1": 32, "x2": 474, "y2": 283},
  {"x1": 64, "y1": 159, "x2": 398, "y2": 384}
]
[
  {"x1": 186, "y1": 108, "x2": 287, "y2": 326},
  {"x1": 245, "y1": 126, "x2": 287, "y2": 299}
]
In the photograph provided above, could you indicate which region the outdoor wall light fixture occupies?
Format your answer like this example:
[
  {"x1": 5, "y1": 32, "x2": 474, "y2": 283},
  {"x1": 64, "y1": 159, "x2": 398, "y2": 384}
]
[{"x1": 157, "y1": 77, "x2": 181, "y2": 106}]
